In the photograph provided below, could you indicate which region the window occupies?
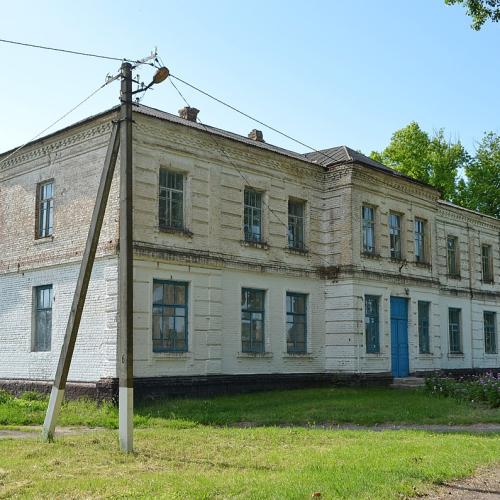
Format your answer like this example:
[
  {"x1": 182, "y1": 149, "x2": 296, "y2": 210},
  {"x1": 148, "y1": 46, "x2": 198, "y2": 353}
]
[
  {"x1": 159, "y1": 170, "x2": 184, "y2": 229},
  {"x1": 362, "y1": 206, "x2": 375, "y2": 254},
  {"x1": 389, "y1": 213, "x2": 401, "y2": 259},
  {"x1": 481, "y1": 245, "x2": 493, "y2": 283},
  {"x1": 244, "y1": 189, "x2": 262, "y2": 242},
  {"x1": 414, "y1": 218, "x2": 426, "y2": 263},
  {"x1": 288, "y1": 200, "x2": 305, "y2": 250},
  {"x1": 36, "y1": 180, "x2": 54, "y2": 238},
  {"x1": 418, "y1": 301, "x2": 430, "y2": 354},
  {"x1": 447, "y1": 236, "x2": 459, "y2": 277},
  {"x1": 152, "y1": 280, "x2": 188, "y2": 352},
  {"x1": 33, "y1": 285, "x2": 52, "y2": 351},
  {"x1": 365, "y1": 295, "x2": 380, "y2": 353},
  {"x1": 241, "y1": 288, "x2": 265, "y2": 352},
  {"x1": 484, "y1": 311, "x2": 497, "y2": 354},
  {"x1": 286, "y1": 293, "x2": 307, "y2": 353},
  {"x1": 448, "y1": 308, "x2": 462, "y2": 354}
]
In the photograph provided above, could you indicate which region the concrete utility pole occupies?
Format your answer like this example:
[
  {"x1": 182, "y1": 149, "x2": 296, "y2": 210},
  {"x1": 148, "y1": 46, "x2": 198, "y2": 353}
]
[{"x1": 118, "y1": 61, "x2": 134, "y2": 453}]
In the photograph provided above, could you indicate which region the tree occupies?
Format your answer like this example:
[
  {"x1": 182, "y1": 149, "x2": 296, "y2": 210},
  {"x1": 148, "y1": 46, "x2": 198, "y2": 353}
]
[
  {"x1": 370, "y1": 122, "x2": 468, "y2": 201},
  {"x1": 445, "y1": 0, "x2": 500, "y2": 30},
  {"x1": 459, "y1": 132, "x2": 500, "y2": 217}
]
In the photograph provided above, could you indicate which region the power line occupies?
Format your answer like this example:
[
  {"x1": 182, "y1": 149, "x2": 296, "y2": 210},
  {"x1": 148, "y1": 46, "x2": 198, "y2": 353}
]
[
  {"x1": 169, "y1": 78, "x2": 333, "y2": 270},
  {"x1": 170, "y1": 73, "x2": 337, "y2": 165},
  {"x1": 0, "y1": 81, "x2": 110, "y2": 168},
  {"x1": 0, "y1": 38, "x2": 126, "y2": 62}
]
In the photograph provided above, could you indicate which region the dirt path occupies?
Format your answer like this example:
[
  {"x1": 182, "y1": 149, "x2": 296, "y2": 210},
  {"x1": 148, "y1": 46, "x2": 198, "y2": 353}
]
[{"x1": 423, "y1": 466, "x2": 500, "y2": 499}]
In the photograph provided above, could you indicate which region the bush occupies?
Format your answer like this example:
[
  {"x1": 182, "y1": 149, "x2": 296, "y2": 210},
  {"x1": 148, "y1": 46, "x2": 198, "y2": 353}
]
[
  {"x1": 425, "y1": 372, "x2": 500, "y2": 408},
  {"x1": 0, "y1": 390, "x2": 12, "y2": 404},
  {"x1": 19, "y1": 391, "x2": 48, "y2": 401}
]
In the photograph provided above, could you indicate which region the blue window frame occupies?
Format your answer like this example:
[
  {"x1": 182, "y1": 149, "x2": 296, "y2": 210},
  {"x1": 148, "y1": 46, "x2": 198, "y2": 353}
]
[
  {"x1": 152, "y1": 280, "x2": 188, "y2": 352},
  {"x1": 286, "y1": 293, "x2": 307, "y2": 353},
  {"x1": 484, "y1": 311, "x2": 497, "y2": 354},
  {"x1": 448, "y1": 308, "x2": 462, "y2": 354},
  {"x1": 241, "y1": 288, "x2": 265, "y2": 352},
  {"x1": 34, "y1": 285, "x2": 52, "y2": 352},
  {"x1": 365, "y1": 295, "x2": 380, "y2": 353}
]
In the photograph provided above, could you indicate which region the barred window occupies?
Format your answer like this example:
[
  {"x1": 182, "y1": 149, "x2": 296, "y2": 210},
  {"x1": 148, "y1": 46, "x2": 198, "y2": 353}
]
[
  {"x1": 33, "y1": 285, "x2": 52, "y2": 352},
  {"x1": 159, "y1": 170, "x2": 184, "y2": 229},
  {"x1": 241, "y1": 288, "x2": 265, "y2": 353},
  {"x1": 414, "y1": 218, "x2": 426, "y2": 263},
  {"x1": 244, "y1": 189, "x2": 262, "y2": 242},
  {"x1": 362, "y1": 206, "x2": 375, "y2": 254},
  {"x1": 286, "y1": 293, "x2": 307, "y2": 353},
  {"x1": 152, "y1": 280, "x2": 188, "y2": 352},
  {"x1": 418, "y1": 301, "x2": 430, "y2": 354},
  {"x1": 365, "y1": 295, "x2": 380, "y2": 353},
  {"x1": 484, "y1": 311, "x2": 497, "y2": 354},
  {"x1": 448, "y1": 308, "x2": 462, "y2": 354},
  {"x1": 36, "y1": 180, "x2": 54, "y2": 238},
  {"x1": 288, "y1": 200, "x2": 305, "y2": 250},
  {"x1": 447, "y1": 236, "x2": 459, "y2": 277},
  {"x1": 389, "y1": 213, "x2": 401, "y2": 259},
  {"x1": 481, "y1": 245, "x2": 493, "y2": 283}
]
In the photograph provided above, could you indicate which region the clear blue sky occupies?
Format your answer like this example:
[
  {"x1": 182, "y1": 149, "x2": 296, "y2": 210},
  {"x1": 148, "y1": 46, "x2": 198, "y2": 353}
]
[{"x1": 1, "y1": 0, "x2": 498, "y2": 157}]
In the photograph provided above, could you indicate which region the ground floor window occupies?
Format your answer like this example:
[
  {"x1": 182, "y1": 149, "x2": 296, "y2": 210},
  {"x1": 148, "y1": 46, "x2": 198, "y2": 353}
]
[
  {"x1": 152, "y1": 280, "x2": 188, "y2": 352},
  {"x1": 241, "y1": 288, "x2": 265, "y2": 353},
  {"x1": 448, "y1": 308, "x2": 462, "y2": 354},
  {"x1": 286, "y1": 293, "x2": 307, "y2": 353},
  {"x1": 484, "y1": 311, "x2": 497, "y2": 354},
  {"x1": 418, "y1": 301, "x2": 430, "y2": 354},
  {"x1": 33, "y1": 285, "x2": 52, "y2": 352},
  {"x1": 365, "y1": 295, "x2": 380, "y2": 353}
]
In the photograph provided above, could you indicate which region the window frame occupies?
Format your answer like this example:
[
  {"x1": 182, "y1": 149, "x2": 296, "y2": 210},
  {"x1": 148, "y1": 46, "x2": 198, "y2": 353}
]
[
  {"x1": 286, "y1": 292, "x2": 307, "y2": 353},
  {"x1": 35, "y1": 179, "x2": 54, "y2": 239},
  {"x1": 414, "y1": 218, "x2": 426, "y2": 263},
  {"x1": 389, "y1": 212, "x2": 402, "y2": 259},
  {"x1": 243, "y1": 189, "x2": 263, "y2": 243},
  {"x1": 33, "y1": 284, "x2": 52, "y2": 352},
  {"x1": 484, "y1": 311, "x2": 497, "y2": 355},
  {"x1": 447, "y1": 236, "x2": 460, "y2": 277},
  {"x1": 481, "y1": 244, "x2": 494, "y2": 283},
  {"x1": 362, "y1": 205, "x2": 376, "y2": 255},
  {"x1": 158, "y1": 169, "x2": 185, "y2": 230},
  {"x1": 448, "y1": 308, "x2": 462, "y2": 354},
  {"x1": 365, "y1": 295, "x2": 380, "y2": 354},
  {"x1": 418, "y1": 301, "x2": 431, "y2": 354},
  {"x1": 152, "y1": 280, "x2": 189, "y2": 353},
  {"x1": 241, "y1": 288, "x2": 265, "y2": 353},
  {"x1": 288, "y1": 199, "x2": 305, "y2": 250}
]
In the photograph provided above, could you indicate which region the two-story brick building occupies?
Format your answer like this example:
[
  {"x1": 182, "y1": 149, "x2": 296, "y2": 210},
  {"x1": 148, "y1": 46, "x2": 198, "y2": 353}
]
[{"x1": 0, "y1": 104, "x2": 498, "y2": 398}]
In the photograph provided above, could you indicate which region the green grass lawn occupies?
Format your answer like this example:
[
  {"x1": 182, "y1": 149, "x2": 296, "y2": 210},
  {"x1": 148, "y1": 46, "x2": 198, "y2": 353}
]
[{"x1": 1, "y1": 388, "x2": 499, "y2": 498}]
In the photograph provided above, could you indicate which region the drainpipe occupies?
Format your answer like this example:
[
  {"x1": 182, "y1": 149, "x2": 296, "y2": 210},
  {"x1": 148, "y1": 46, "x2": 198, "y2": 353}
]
[{"x1": 467, "y1": 223, "x2": 474, "y2": 369}]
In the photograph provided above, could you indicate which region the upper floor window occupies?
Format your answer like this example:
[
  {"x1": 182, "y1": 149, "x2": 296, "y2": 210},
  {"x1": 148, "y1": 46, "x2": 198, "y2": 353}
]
[
  {"x1": 481, "y1": 244, "x2": 494, "y2": 283},
  {"x1": 288, "y1": 200, "x2": 305, "y2": 250},
  {"x1": 33, "y1": 285, "x2": 52, "y2": 352},
  {"x1": 36, "y1": 180, "x2": 54, "y2": 239},
  {"x1": 362, "y1": 206, "x2": 375, "y2": 254},
  {"x1": 241, "y1": 288, "x2": 265, "y2": 353},
  {"x1": 484, "y1": 311, "x2": 497, "y2": 354},
  {"x1": 152, "y1": 280, "x2": 188, "y2": 352},
  {"x1": 418, "y1": 301, "x2": 431, "y2": 354},
  {"x1": 447, "y1": 236, "x2": 460, "y2": 277},
  {"x1": 414, "y1": 218, "x2": 426, "y2": 263},
  {"x1": 365, "y1": 295, "x2": 380, "y2": 353},
  {"x1": 244, "y1": 189, "x2": 262, "y2": 242},
  {"x1": 389, "y1": 213, "x2": 402, "y2": 259},
  {"x1": 159, "y1": 170, "x2": 184, "y2": 229},
  {"x1": 448, "y1": 308, "x2": 462, "y2": 354},
  {"x1": 286, "y1": 293, "x2": 307, "y2": 353}
]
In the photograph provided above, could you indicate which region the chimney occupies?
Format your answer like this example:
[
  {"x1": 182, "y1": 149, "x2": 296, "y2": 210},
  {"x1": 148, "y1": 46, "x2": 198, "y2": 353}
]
[
  {"x1": 178, "y1": 107, "x2": 199, "y2": 122},
  {"x1": 248, "y1": 129, "x2": 265, "y2": 142}
]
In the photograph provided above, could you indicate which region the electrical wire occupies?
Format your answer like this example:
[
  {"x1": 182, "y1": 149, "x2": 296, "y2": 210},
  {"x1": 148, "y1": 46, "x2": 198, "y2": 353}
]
[
  {"x1": 0, "y1": 81, "x2": 110, "y2": 168},
  {"x1": 0, "y1": 38, "x2": 126, "y2": 62}
]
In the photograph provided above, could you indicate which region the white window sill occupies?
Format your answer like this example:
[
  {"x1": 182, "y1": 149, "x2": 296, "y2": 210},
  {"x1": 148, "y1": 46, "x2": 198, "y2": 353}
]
[
  {"x1": 240, "y1": 240, "x2": 269, "y2": 250},
  {"x1": 34, "y1": 236, "x2": 55, "y2": 245},
  {"x1": 447, "y1": 353, "x2": 464, "y2": 358},
  {"x1": 282, "y1": 352, "x2": 313, "y2": 359},
  {"x1": 237, "y1": 352, "x2": 273, "y2": 358},
  {"x1": 152, "y1": 352, "x2": 191, "y2": 360}
]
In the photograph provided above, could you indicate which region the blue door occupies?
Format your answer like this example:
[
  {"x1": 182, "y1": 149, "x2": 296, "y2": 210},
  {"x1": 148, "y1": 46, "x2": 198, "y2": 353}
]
[{"x1": 390, "y1": 297, "x2": 409, "y2": 377}]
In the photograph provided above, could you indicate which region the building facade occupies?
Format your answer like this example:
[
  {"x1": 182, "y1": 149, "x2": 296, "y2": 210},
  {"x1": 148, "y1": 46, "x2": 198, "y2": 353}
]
[{"x1": 0, "y1": 105, "x2": 498, "y2": 398}]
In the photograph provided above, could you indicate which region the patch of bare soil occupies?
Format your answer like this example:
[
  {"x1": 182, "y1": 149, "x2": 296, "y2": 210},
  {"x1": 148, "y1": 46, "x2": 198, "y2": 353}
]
[{"x1": 423, "y1": 466, "x2": 500, "y2": 499}]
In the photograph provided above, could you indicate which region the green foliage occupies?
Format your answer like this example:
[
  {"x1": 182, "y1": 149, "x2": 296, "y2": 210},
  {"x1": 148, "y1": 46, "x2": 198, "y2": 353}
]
[
  {"x1": 445, "y1": 0, "x2": 500, "y2": 30},
  {"x1": 370, "y1": 121, "x2": 468, "y2": 201},
  {"x1": 425, "y1": 372, "x2": 500, "y2": 408}
]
